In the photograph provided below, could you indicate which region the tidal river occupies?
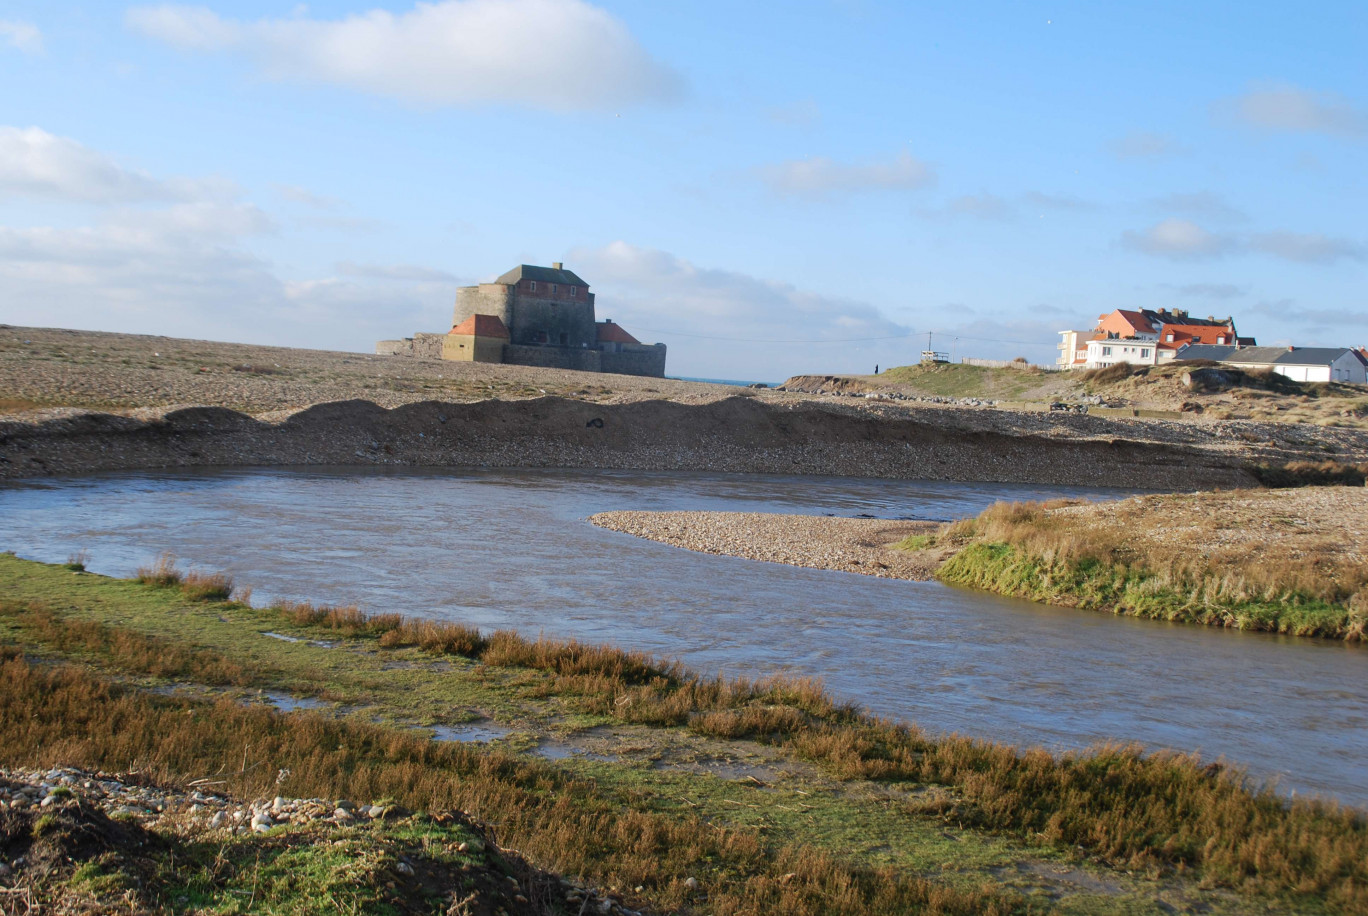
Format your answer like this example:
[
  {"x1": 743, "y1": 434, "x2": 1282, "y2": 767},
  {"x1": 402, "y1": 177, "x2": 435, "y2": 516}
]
[{"x1": 1, "y1": 467, "x2": 1364, "y2": 806}]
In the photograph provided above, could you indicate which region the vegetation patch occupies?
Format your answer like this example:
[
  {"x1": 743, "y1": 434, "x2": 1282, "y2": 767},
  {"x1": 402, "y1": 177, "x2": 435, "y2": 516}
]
[
  {"x1": 1251, "y1": 460, "x2": 1368, "y2": 488},
  {"x1": 934, "y1": 496, "x2": 1366, "y2": 641},
  {"x1": 2, "y1": 553, "x2": 1366, "y2": 913}
]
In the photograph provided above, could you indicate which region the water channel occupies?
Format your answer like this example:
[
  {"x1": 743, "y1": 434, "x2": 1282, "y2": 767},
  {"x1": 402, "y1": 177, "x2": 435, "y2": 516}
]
[{"x1": 1, "y1": 466, "x2": 1363, "y2": 806}]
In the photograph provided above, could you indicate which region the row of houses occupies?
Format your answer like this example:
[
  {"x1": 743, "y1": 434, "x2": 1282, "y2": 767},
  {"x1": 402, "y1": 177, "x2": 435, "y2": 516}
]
[{"x1": 1057, "y1": 309, "x2": 1367, "y2": 384}]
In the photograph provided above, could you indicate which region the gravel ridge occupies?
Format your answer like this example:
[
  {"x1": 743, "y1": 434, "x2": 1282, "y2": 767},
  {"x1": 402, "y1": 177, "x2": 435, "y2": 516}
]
[
  {"x1": 591, "y1": 511, "x2": 948, "y2": 579},
  {"x1": 4, "y1": 325, "x2": 1366, "y2": 488}
]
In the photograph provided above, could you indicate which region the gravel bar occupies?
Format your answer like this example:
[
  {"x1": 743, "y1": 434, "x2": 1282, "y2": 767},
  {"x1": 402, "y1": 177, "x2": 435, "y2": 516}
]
[{"x1": 590, "y1": 511, "x2": 949, "y2": 579}]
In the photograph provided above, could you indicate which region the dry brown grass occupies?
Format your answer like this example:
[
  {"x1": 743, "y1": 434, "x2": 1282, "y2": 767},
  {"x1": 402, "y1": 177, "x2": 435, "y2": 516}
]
[
  {"x1": 135, "y1": 553, "x2": 232, "y2": 601},
  {"x1": 0, "y1": 652, "x2": 1022, "y2": 916},
  {"x1": 950, "y1": 491, "x2": 1368, "y2": 613},
  {"x1": 274, "y1": 598, "x2": 400, "y2": 635},
  {"x1": 0, "y1": 599, "x2": 260, "y2": 686},
  {"x1": 249, "y1": 591, "x2": 1368, "y2": 905},
  {"x1": 377, "y1": 618, "x2": 487, "y2": 655}
]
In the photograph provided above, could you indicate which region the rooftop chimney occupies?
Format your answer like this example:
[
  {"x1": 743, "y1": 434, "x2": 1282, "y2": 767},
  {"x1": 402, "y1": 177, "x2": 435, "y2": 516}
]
[{"x1": 552, "y1": 261, "x2": 564, "y2": 270}]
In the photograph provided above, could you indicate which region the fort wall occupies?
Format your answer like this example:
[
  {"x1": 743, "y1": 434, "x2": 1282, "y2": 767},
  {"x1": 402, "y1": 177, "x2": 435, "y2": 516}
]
[
  {"x1": 601, "y1": 345, "x2": 667, "y2": 378},
  {"x1": 502, "y1": 344, "x2": 602, "y2": 372}
]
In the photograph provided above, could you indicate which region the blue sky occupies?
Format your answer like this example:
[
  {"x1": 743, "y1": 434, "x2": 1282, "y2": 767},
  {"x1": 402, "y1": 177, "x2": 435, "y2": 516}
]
[{"x1": 1, "y1": 0, "x2": 1364, "y2": 379}]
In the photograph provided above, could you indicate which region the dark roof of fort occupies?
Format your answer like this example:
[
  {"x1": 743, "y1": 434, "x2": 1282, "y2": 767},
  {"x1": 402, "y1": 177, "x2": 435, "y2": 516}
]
[{"x1": 496, "y1": 264, "x2": 588, "y2": 287}]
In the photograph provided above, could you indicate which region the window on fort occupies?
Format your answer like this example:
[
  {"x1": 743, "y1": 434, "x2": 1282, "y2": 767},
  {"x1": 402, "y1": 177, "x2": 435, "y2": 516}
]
[
  {"x1": 570, "y1": 286, "x2": 577, "y2": 297},
  {"x1": 551, "y1": 284, "x2": 558, "y2": 295},
  {"x1": 529, "y1": 281, "x2": 537, "y2": 292}
]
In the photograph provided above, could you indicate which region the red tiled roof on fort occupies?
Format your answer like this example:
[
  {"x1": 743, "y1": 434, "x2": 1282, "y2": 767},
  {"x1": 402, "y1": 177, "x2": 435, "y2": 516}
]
[
  {"x1": 451, "y1": 314, "x2": 510, "y2": 338},
  {"x1": 596, "y1": 321, "x2": 641, "y2": 345}
]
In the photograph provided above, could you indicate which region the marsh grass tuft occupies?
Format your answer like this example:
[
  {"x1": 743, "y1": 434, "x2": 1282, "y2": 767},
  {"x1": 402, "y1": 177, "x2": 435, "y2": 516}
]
[
  {"x1": 0, "y1": 599, "x2": 261, "y2": 686},
  {"x1": 0, "y1": 652, "x2": 1023, "y2": 916},
  {"x1": 134, "y1": 552, "x2": 182, "y2": 588},
  {"x1": 938, "y1": 497, "x2": 1366, "y2": 640},
  {"x1": 240, "y1": 585, "x2": 1368, "y2": 907},
  {"x1": 893, "y1": 533, "x2": 936, "y2": 551}
]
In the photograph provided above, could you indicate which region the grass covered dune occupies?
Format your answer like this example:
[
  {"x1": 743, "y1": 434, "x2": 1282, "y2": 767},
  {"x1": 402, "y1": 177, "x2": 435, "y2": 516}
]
[
  {"x1": 935, "y1": 485, "x2": 1368, "y2": 640},
  {"x1": 1, "y1": 553, "x2": 1367, "y2": 914}
]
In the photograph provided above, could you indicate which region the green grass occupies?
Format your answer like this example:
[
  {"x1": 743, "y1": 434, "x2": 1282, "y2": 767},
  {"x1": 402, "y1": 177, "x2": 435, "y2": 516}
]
[
  {"x1": 892, "y1": 533, "x2": 936, "y2": 551},
  {"x1": 0, "y1": 552, "x2": 1362, "y2": 914},
  {"x1": 932, "y1": 496, "x2": 1365, "y2": 642},
  {"x1": 938, "y1": 543, "x2": 1356, "y2": 638},
  {"x1": 876, "y1": 363, "x2": 1052, "y2": 399}
]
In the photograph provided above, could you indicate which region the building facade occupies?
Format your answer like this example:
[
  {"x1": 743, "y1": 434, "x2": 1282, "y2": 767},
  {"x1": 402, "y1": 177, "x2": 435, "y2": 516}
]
[
  {"x1": 378, "y1": 262, "x2": 666, "y2": 378},
  {"x1": 1176, "y1": 345, "x2": 1367, "y2": 384},
  {"x1": 1059, "y1": 309, "x2": 1247, "y2": 370}
]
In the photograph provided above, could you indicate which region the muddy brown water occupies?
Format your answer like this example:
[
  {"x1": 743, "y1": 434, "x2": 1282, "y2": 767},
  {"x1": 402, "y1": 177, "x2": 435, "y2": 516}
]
[{"x1": 1, "y1": 467, "x2": 1364, "y2": 807}]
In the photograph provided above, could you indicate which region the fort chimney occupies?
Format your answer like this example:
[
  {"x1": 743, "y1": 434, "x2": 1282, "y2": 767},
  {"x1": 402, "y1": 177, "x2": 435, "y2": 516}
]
[{"x1": 552, "y1": 261, "x2": 563, "y2": 270}]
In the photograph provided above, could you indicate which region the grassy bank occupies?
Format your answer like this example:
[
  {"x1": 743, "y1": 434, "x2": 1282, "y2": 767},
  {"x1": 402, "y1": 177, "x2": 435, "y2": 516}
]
[
  {"x1": 932, "y1": 493, "x2": 1366, "y2": 641},
  {"x1": 1, "y1": 555, "x2": 1366, "y2": 913}
]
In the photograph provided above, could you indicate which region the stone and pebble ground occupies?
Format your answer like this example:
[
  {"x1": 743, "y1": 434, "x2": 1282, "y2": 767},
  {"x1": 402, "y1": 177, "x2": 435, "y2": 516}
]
[
  {"x1": 591, "y1": 511, "x2": 949, "y2": 579},
  {"x1": 0, "y1": 766, "x2": 411, "y2": 839},
  {"x1": 0, "y1": 766, "x2": 650, "y2": 916}
]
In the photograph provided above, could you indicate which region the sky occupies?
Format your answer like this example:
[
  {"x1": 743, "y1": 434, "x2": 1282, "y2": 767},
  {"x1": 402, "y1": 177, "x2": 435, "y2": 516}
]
[{"x1": 0, "y1": 1, "x2": 1365, "y2": 381}]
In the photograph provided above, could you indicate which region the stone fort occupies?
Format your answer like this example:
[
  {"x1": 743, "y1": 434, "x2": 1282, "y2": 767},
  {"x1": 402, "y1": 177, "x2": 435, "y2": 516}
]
[{"x1": 377, "y1": 263, "x2": 666, "y2": 378}]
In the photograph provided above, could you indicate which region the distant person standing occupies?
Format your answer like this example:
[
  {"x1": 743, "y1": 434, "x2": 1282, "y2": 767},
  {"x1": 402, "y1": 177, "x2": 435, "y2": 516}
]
[{"x1": 874, "y1": 364, "x2": 879, "y2": 374}]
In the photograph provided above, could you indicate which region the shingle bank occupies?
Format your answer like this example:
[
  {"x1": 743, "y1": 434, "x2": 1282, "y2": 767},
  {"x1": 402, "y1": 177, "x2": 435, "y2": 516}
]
[{"x1": 0, "y1": 395, "x2": 1260, "y2": 489}]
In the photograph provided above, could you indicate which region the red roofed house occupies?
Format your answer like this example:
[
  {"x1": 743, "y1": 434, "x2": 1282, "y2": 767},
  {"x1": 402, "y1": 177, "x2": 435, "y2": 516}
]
[{"x1": 1059, "y1": 308, "x2": 1249, "y2": 370}]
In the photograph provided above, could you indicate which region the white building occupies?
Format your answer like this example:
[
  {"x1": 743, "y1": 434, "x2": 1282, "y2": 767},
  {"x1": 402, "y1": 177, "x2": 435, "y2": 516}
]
[
  {"x1": 1060, "y1": 309, "x2": 1244, "y2": 371},
  {"x1": 1177, "y1": 345, "x2": 1367, "y2": 385}
]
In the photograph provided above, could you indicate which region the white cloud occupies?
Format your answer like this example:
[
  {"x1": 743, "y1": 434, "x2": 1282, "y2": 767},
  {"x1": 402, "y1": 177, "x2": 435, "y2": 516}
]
[
  {"x1": 274, "y1": 184, "x2": 342, "y2": 210},
  {"x1": 1121, "y1": 219, "x2": 1235, "y2": 260},
  {"x1": 1109, "y1": 131, "x2": 1184, "y2": 159},
  {"x1": 1220, "y1": 83, "x2": 1368, "y2": 138},
  {"x1": 337, "y1": 261, "x2": 459, "y2": 282},
  {"x1": 0, "y1": 214, "x2": 439, "y2": 350},
  {"x1": 0, "y1": 127, "x2": 165, "y2": 203},
  {"x1": 567, "y1": 241, "x2": 913, "y2": 379},
  {"x1": 767, "y1": 99, "x2": 821, "y2": 127},
  {"x1": 0, "y1": 126, "x2": 236, "y2": 204},
  {"x1": 1251, "y1": 301, "x2": 1368, "y2": 327},
  {"x1": 1022, "y1": 191, "x2": 1094, "y2": 211},
  {"x1": 759, "y1": 151, "x2": 934, "y2": 197},
  {"x1": 126, "y1": 0, "x2": 683, "y2": 111},
  {"x1": 1163, "y1": 282, "x2": 1248, "y2": 300},
  {"x1": 0, "y1": 131, "x2": 439, "y2": 350},
  {"x1": 1250, "y1": 232, "x2": 1365, "y2": 264},
  {"x1": 0, "y1": 20, "x2": 42, "y2": 54},
  {"x1": 943, "y1": 193, "x2": 1013, "y2": 220},
  {"x1": 1151, "y1": 191, "x2": 1247, "y2": 222}
]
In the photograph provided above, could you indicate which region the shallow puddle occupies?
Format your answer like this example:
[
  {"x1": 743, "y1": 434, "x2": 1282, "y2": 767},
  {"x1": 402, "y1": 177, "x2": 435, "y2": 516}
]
[
  {"x1": 260, "y1": 691, "x2": 331, "y2": 713},
  {"x1": 430, "y1": 722, "x2": 513, "y2": 743}
]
